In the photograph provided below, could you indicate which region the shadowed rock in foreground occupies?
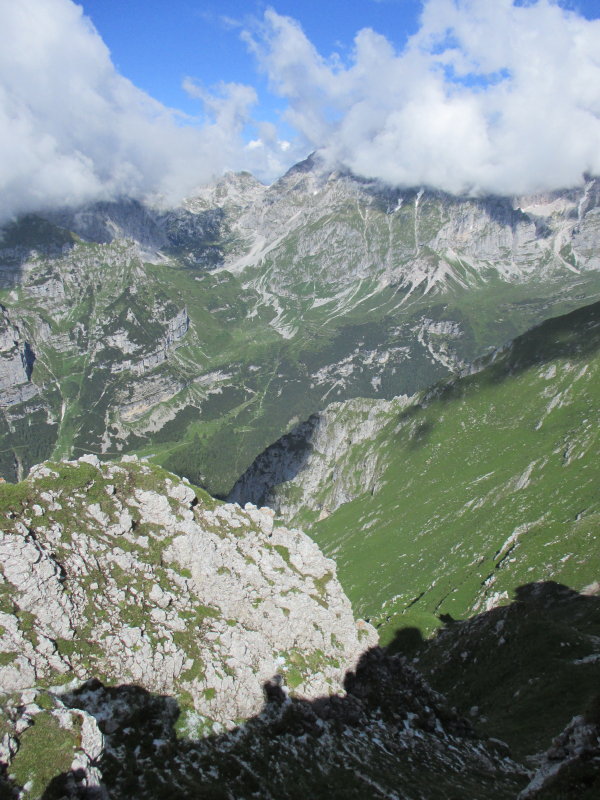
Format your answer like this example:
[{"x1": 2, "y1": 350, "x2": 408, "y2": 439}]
[{"x1": 34, "y1": 641, "x2": 525, "y2": 800}]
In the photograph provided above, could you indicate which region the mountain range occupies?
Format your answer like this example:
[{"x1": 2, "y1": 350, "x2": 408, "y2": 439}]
[
  {"x1": 2, "y1": 156, "x2": 600, "y2": 496},
  {"x1": 0, "y1": 157, "x2": 599, "y2": 797}
]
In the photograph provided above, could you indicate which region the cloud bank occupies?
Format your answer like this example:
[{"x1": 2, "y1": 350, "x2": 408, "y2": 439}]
[
  {"x1": 0, "y1": 0, "x2": 294, "y2": 221},
  {"x1": 1, "y1": 0, "x2": 600, "y2": 222},
  {"x1": 252, "y1": 0, "x2": 600, "y2": 196}
]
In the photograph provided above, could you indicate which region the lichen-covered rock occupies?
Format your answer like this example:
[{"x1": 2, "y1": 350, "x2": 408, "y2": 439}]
[{"x1": 0, "y1": 456, "x2": 376, "y2": 733}]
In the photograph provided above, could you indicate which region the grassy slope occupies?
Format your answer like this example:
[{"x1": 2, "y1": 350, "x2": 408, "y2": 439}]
[
  {"x1": 140, "y1": 264, "x2": 600, "y2": 495},
  {"x1": 311, "y1": 301, "x2": 600, "y2": 640},
  {"x1": 3, "y1": 204, "x2": 600, "y2": 498},
  {"x1": 412, "y1": 581, "x2": 600, "y2": 759}
]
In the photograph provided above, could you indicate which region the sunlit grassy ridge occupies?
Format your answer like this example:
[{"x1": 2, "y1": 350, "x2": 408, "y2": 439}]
[{"x1": 310, "y1": 301, "x2": 600, "y2": 640}]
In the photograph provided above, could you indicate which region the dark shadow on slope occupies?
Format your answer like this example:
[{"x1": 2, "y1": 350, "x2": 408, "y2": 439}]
[
  {"x1": 482, "y1": 300, "x2": 600, "y2": 380},
  {"x1": 43, "y1": 200, "x2": 228, "y2": 270},
  {"x1": 385, "y1": 626, "x2": 425, "y2": 657},
  {"x1": 0, "y1": 214, "x2": 78, "y2": 288},
  {"x1": 41, "y1": 773, "x2": 106, "y2": 800},
  {"x1": 226, "y1": 413, "x2": 321, "y2": 507},
  {"x1": 21, "y1": 581, "x2": 597, "y2": 799},
  {"x1": 36, "y1": 634, "x2": 527, "y2": 800},
  {"x1": 476, "y1": 196, "x2": 537, "y2": 235},
  {"x1": 464, "y1": 298, "x2": 599, "y2": 385},
  {"x1": 355, "y1": 178, "x2": 579, "y2": 238},
  {"x1": 412, "y1": 581, "x2": 600, "y2": 761},
  {"x1": 43, "y1": 199, "x2": 165, "y2": 248},
  {"x1": 0, "y1": 771, "x2": 19, "y2": 800},
  {"x1": 406, "y1": 418, "x2": 435, "y2": 450},
  {"x1": 393, "y1": 299, "x2": 600, "y2": 428},
  {"x1": 158, "y1": 206, "x2": 226, "y2": 270},
  {"x1": 2, "y1": 193, "x2": 230, "y2": 289}
]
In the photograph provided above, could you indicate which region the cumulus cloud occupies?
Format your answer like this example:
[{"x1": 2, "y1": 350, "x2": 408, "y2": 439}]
[
  {"x1": 249, "y1": 1, "x2": 600, "y2": 195},
  {"x1": 0, "y1": 0, "x2": 294, "y2": 221},
  {"x1": 2, "y1": 0, "x2": 600, "y2": 221}
]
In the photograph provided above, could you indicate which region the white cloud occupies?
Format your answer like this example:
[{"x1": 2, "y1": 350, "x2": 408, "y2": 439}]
[
  {"x1": 0, "y1": 0, "x2": 294, "y2": 222},
  {"x1": 2, "y1": 0, "x2": 600, "y2": 222},
  {"x1": 249, "y1": 1, "x2": 600, "y2": 195}
]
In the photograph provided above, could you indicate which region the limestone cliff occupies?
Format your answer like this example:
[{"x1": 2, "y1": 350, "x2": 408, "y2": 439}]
[
  {"x1": 228, "y1": 396, "x2": 410, "y2": 526},
  {"x1": 0, "y1": 456, "x2": 375, "y2": 737},
  {"x1": 0, "y1": 307, "x2": 37, "y2": 408}
]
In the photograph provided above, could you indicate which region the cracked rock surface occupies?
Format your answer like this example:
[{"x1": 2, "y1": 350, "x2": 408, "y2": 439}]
[{"x1": 0, "y1": 455, "x2": 376, "y2": 734}]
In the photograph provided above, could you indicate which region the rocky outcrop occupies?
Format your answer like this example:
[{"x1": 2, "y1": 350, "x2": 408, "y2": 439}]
[
  {"x1": 228, "y1": 414, "x2": 321, "y2": 510},
  {"x1": 519, "y1": 713, "x2": 600, "y2": 798},
  {"x1": 130, "y1": 307, "x2": 189, "y2": 375},
  {"x1": 415, "y1": 316, "x2": 466, "y2": 371},
  {"x1": 0, "y1": 307, "x2": 38, "y2": 407},
  {"x1": 39, "y1": 645, "x2": 525, "y2": 800},
  {"x1": 229, "y1": 395, "x2": 411, "y2": 526},
  {"x1": 115, "y1": 373, "x2": 186, "y2": 422},
  {"x1": 0, "y1": 688, "x2": 105, "y2": 799},
  {"x1": 0, "y1": 456, "x2": 376, "y2": 733},
  {"x1": 109, "y1": 307, "x2": 189, "y2": 377}
]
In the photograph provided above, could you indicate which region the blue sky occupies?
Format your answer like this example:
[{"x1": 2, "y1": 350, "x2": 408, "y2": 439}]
[
  {"x1": 2, "y1": 0, "x2": 600, "y2": 219},
  {"x1": 79, "y1": 0, "x2": 424, "y2": 127},
  {"x1": 79, "y1": 0, "x2": 599, "y2": 126}
]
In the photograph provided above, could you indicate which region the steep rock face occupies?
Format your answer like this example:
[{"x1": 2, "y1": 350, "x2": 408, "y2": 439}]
[
  {"x1": 45, "y1": 200, "x2": 168, "y2": 252},
  {"x1": 0, "y1": 234, "x2": 195, "y2": 481},
  {"x1": 227, "y1": 414, "x2": 321, "y2": 510},
  {"x1": 229, "y1": 396, "x2": 411, "y2": 526},
  {"x1": 0, "y1": 456, "x2": 375, "y2": 733},
  {"x1": 217, "y1": 157, "x2": 600, "y2": 295},
  {"x1": 107, "y1": 306, "x2": 189, "y2": 378},
  {"x1": 0, "y1": 307, "x2": 37, "y2": 407}
]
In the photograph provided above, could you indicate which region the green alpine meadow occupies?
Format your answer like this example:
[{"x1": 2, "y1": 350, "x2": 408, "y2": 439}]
[{"x1": 301, "y1": 300, "x2": 600, "y2": 639}]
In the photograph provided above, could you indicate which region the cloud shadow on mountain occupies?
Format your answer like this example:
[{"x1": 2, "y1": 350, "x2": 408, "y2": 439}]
[{"x1": 0, "y1": 214, "x2": 77, "y2": 289}]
